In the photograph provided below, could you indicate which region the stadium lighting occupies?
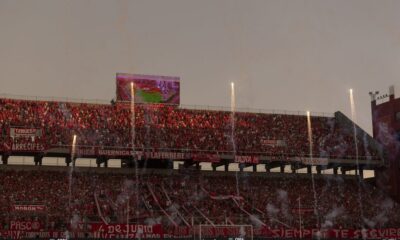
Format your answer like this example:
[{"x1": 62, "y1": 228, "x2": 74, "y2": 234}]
[
  {"x1": 369, "y1": 91, "x2": 379, "y2": 101},
  {"x1": 71, "y1": 134, "x2": 77, "y2": 159}
]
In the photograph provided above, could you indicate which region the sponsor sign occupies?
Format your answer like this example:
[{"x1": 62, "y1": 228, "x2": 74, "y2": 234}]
[
  {"x1": 76, "y1": 148, "x2": 191, "y2": 160},
  {"x1": 254, "y1": 228, "x2": 400, "y2": 239},
  {"x1": 9, "y1": 128, "x2": 42, "y2": 138},
  {"x1": 91, "y1": 224, "x2": 163, "y2": 239},
  {"x1": 234, "y1": 155, "x2": 259, "y2": 164},
  {"x1": 11, "y1": 142, "x2": 46, "y2": 152},
  {"x1": 10, "y1": 221, "x2": 43, "y2": 231},
  {"x1": 2, "y1": 227, "x2": 400, "y2": 239},
  {"x1": 192, "y1": 153, "x2": 220, "y2": 163},
  {"x1": 0, "y1": 231, "x2": 91, "y2": 239},
  {"x1": 12, "y1": 205, "x2": 46, "y2": 212},
  {"x1": 261, "y1": 139, "x2": 286, "y2": 147},
  {"x1": 301, "y1": 157, "x2": 329, "y2": 166}
]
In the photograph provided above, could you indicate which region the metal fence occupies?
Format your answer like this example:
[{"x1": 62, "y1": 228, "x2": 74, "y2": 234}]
[{"x1": 0, "y1": 93, "x2": 333, "y2": 117}]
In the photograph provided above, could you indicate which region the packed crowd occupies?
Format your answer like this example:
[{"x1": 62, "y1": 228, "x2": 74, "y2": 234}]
[
  {"x1": 0, "y1": 98, "x2": 380, "y2": 159},
  {"x1": 0, "y1": 168, "x2": 399, "y2": 232}
]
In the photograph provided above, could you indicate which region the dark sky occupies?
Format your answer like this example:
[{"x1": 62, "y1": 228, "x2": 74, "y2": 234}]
[{"x1": 1, "y1": 0, "x2": 400, "y2": 134}]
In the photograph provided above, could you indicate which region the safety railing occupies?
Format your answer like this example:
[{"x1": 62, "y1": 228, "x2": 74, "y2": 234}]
[{"x1": 0, "y1": 93, "x2": 334, "y2": 117}]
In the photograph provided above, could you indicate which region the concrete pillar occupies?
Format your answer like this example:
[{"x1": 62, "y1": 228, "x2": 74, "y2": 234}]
[
  {"x1": 253, "y1": 165, "x2": 257, "y2": 172},
  {"x1": 212, "y1": 163, "x2": 217, "y2": 171},
  {"x1": 65, "y1": 156, "x2": 71, "y2": 167},
  {"x1": 341, "y1": 168, "x2": 346, "y2": 175},
  {"x1": 333, "y1": 167, "x2": 338, "y2": 175},
  {"x1": 34, "y1": 155, "x2": 43, "y2": 166},
  {"x1": 280, "y1": 165, "x2": 285, "y2": 173},
  {"x1": 307, "y1": 166, "x2": 312, "y2": 174},
  {"x1": 224, "y1": 163, "x2": 229, "y2": 172},
  {"x1": 359, "y1": 167, "x2": 364, "y2": 179},
  {"x1": 96, "y1": 157, "x2": 105, "y2": 167},
  {"x1": 316, "y1": 166, "x2": 322, "y2": 175},
  {"x1": 1, "y1": 155, "x2": 9, "y2": 165}
]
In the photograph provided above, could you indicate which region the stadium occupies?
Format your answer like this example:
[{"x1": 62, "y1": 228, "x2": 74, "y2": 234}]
[
  {"x1": 2, "y1": 1, "x2": 400, "y2": 239},
  {"x1": 0, "y1": 74, "x2": 400, "y2": 239}
]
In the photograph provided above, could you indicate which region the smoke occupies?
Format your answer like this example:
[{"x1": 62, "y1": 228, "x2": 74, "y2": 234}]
[
  {"x1": 70, "y1": 213, "x2": 81, "y2": 230},
  {"x1": 363, "y1": 218, "x2": 376, "y2": 228},
  {"x1": 266, "y1": 203, "x2": 279, "y2": 216},
  {"x1": 276, "y1": 189, "x2": 291, "y2": 219},
  {"x1": 381, "y1": 198, "x2": 394, "y2": 209},
  {"x1": 190, "y1": 189, "x2": 206, "y2": 201},
  {"x1": 321, "y1": 207, "x2": 344, "y2": 228},
  {"x1": 277, "y1": 189, "x2": 288, "y2": 201},
  {"x1": 144, "y1": 216, "x2": 162, "y2": 225},
  {"x1": 375, "y1": 122, "x2": 392, "y2": 146},
  {"x1": 167, "y1": 203, "x2": 183, "y2": 225},
  {"x1": 239, "y1": 225, "x2": 246, "y2": 237},
  {"x1": 362, "y1": 133, "x2": 372, "y2": 160},
  {"x1": 364, "y1": 197, "x2": 394, "y2": 228},
  {"x1": 249, "y1": 214, "x2": 264, "y2": 228}
]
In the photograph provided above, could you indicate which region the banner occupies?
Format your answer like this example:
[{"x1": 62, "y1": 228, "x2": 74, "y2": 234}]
[
  {"x1": 2, "y1": 227, "x2": 400, "y2": 239},
  {"x1": 9, "y1": 128, "x2": 42, "y2": 138},
  {"x1": 12, "y1": 205, "x2": 46, "y2": 212},
  {"x1": 10, "y1": 142, "x2": 46, "y2": 152},
  {"x1": 199, "y1": 226, "x2": 252, "y2": 238},
  {"x1": 116, "y1": 73, "x2": 180, "y2": 104},
  {"x1": 76, "y1": 148, "x2": 191, "y2": 160},
  {"x1": 192, "y1": 153, "x2": 220, "y2": 163},
  {"x1": 301, "y1": 157, "x2": 329, "y2": 166},
  {"x1": 0, "y1": 231, "x2": 91, "y2": 239},
  {"x1": 91, "y1": 224, "x2": 163, "y2": 239},
  {"x1": 261, "y1": 139, "x2": 286, "y2": 147},
  {"x1": 234, "y1": 155, "x2": 259, "y2": 164},
  {"x1": 253, "y1": 227, "x2": 400, "y2": 239},
  {"x1": 10, "y1": 221, "x2": 43, "y2": 231},
  {"x1": 200, "y1": 227, "x2": 400, "y2": 239}
]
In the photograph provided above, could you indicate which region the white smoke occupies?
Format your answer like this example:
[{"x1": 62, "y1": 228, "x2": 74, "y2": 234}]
[
  {"x1": 364, "y1": 197, "x2": 395, "y2": 228},
  {"x1": 277, "y1": 189, "x2": 288, "y2": 201},
  {"x1": 381, "y1": 198, "x2": 394, "y2": 209},
  {"x1": 362, "y1": 133, "x2": 372, "y2": 160},
  {"x1": 249, "y1": 214, "x2": 264, "y2": 228},
  {"x1": 70, "y1": 213, "x2": 81, "y2": 230},
  {"x1": 266, "y1": 203, "x2": 279, "y2": 215},
  {"x1": 276, "y1": 189, "x2": 290, "y2": 219},
  {"x1": 321, "y1": 207, "x2": 344, "y2": 229},
  {"x1": 363, "y1": 217, "x2": 376, "y2": 228},
  {"x1": 167, "y1": 203, "x2": 183, "y2": 225},
  {"x1": 144, "y1": 216, "x2": 162, "y2": 225}
]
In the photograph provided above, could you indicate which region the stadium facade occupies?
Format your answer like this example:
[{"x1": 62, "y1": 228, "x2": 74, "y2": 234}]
[{"x1": 0, "y1": 83, "x2": 399, "y2": 239}]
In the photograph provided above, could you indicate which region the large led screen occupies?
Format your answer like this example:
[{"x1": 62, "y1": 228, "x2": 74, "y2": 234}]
[{"x1": 116, "y1": 73, "x2": 180, "y2": 104}]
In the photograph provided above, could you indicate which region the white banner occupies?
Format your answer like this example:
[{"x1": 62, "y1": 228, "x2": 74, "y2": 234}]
[
  {"x1": 9, "y1": 128, "x2": 42, "y2": 138},
  {"x1": 301, "y1": 157, "x2": 328, "y2": 166}
]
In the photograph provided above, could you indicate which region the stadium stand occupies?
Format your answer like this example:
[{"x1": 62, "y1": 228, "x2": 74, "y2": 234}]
[
  {"x1": 0, "y1": 166, "x2": 400, "y2": 233},
  {"x1": 0, "y1": 98, "x2": 380, "y2": 159},
  {"x1": 0, "y1": 97, "x2": 394, "y2": 239}
]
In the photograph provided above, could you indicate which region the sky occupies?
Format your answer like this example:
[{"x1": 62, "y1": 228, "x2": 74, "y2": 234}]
[{"x1": 1, "y1": 0, "x2": 400, "y2": 135}]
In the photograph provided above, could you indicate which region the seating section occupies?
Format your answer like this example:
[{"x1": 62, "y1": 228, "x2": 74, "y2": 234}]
[
  {"x1": 0, "y1": 98, "x2": 379, "y2": 159},
  {"x1": 0, "y1": 169, "x2": 399, "y2": 231}
]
